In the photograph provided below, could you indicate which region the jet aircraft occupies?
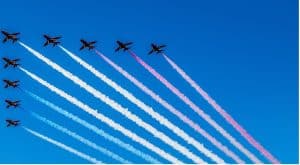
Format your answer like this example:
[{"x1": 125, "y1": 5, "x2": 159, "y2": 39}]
[
  {"x1": 6, "y1": 119, "x2": 20, "y2": 127},
  {"x1": 115, "y1": 40, "x2": 133, "y2": 52},
  {"x1": 3, "y1": 79, "x2": 19, "y2": 88},
  {"x1": 1, "y1": 31, "x2": 20, "y2": 43},
  {"x1": 43, "y1": 35, "x2": 61, "y2": 47},
  {"x1": 148, "y1": 43, "x2": 166, "y2": 54},
  {"x1": 2, "y1": 57, "x2": 20, "y2": 68},
  {"x1": 5, "y1": 99, "x2": 21, "y2": 108},
  {"x1": 80, "y1": 39, "x2": 96, "y2": 50}
]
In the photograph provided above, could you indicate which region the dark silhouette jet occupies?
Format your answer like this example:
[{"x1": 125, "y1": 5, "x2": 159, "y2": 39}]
[
  {"x1": 148, "y1": 43, "x2": 166, "y2": 54},
  {"x1": 43, "y1": 35, "x2": 61, "y2": 47},
  {"x1": 3, "y1": 79, "x2": 19, "y2": 88},
  {"x1": 1, "y1": 31, "x2": 20, "y2": 43},
  {"x1": 5, "y1": 99, "x2": 21, "y2": 108},
  {"x1": 2, "y1": 57, "x2": 20, "y2": 68},
  {"x1": 6, "y1": 119, "x2": 20, "y2": 127},
  {"x1": 80, "y1": 39, "x2": 96, "y2": 50},
  {"x1": 115, "y1": 40, "x2": 132, "y2": 52}
]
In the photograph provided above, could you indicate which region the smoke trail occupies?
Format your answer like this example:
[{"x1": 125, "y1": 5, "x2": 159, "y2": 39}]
[
  {"x1": 97, "y1": 52, "x2": 244, "y2": 163},
  {"x1": 18, "y1": 42, "x2": 204, "y2": 163},
  {"x1": 31, "y1": 112, "x2": 131, "y2": 164},
  {"x1": 59, "y1": 46, "x2": 222, "y2": 163},
  {"x1": 25, "y1": 91, "x2": 160, "y2": 163},
  {"x1": 162, "y1": 54, "x2": 279, "y2": 164},
  {"x1": 23, "y1": 127, "x2": 101, "y2": 164},
  {"x1": 128, "y1": 51, "x2": 262, "y2": 163},
  {"x1": 19, "y1": 67, "x2": 181, "y2": 163}
]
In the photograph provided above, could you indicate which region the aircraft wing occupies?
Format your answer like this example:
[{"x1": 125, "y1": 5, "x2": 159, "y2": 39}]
[
  {"x1": 43, "y1": 41, "x2": 49, "y2": 46},
  {"x1": 1, "y1": 31, "x2": 8, "y2": 35},
  {"x1": 125, "y1": 42, "x2": 133, "y2": 46},
  {"x1": 80, "y1": 46, "x2": 85, "y2": 50},
  {"x1": 115, "y1": 47, "x2": 121, "y2": 52},
  {"x1": 80, "y1": 39, "x2": 88, "y2": 45},
  {"x1": 43, "y1": 35, "x2": 50, "y2": 39},
  {"x1": 13, "y1": 59, "x2": 20, "y2": 61},
  {"x1": 53, "y1": 36, "x2": 62, "y2": 39},
  {"x1": 90, "y1": 41, "x2": 97, "y2": 44},
  {"x1": 148, "y1": 50, "x2": 154, "y2": 54},
  {"x1": 12, "y1": 32, "x2": 20, "y2": 35}
]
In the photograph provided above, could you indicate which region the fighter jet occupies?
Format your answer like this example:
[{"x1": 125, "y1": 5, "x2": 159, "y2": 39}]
[
  {"x1": 80, "y1": 39, "x2": 96, "y2": 50},
  {"x1": 2, "y1": 57, "x2": 20, "y2": 68},
  {"x1": 148, "y1": 43, "x2": 166, "y2": 54},
  {"x1": 1, "y1": 31, "x2": 20, "y2": 43},
  {"x1": 5, "y1": 99, "x2": 21, "y2": 108},
  {"x1": 3, "y1": 79, "x2": 19, "y2": 88},
  {"x1": 43, "y1": 35, "x2": 61, "y2": 47},
  {"x1": 115, "y1": 40, "x2": 133, "y2": 52},
  {"x1": 6, "y1": 119, "x2": 20, "y2": 127}
]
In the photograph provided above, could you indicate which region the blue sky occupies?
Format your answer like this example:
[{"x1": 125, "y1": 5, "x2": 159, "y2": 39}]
[{"x1": 0, "y1": 0, "x2": 298, "y2": 163}]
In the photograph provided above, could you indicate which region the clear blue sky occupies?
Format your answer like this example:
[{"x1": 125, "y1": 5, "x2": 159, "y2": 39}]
[{"x1": 0, "y1": 0, "x2": 298, "y2": 163}]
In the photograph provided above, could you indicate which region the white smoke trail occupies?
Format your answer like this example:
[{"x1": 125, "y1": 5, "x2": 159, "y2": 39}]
[
  {"x1": 25, "y1": 91, "x2": 160, "y2": 163},
  {"x1": 18, "y1": 41, "x2": 204, "y2": 163},
  {"x1": 97, "y1": 52, "x2": 244, "y2": 163},
  {"x1": 31, "y1": 112, "x2": 130, "y2": 163},
  {"x1": 19, "y1": 67, "x2": 181, "y2": 163},
  {"x1": 163, "y1": 54, "x2": 279, "y2": 164},
  {"x1": 129, "y1": 51, "x2": 262, "y2": 163},
  {"x1": 59, "y1": 46, "x2": 223, "y2": 163},
  {"x1": 23, "y1": 127, "x2": 102, "y2": 164}
]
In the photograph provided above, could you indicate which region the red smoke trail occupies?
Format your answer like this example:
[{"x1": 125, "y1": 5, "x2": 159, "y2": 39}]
[
  {"x1": 128, "y1": 50, "x2": 262, "y2": 163},
  {"x1": 162, "y1": 54, "x2": 279, "y2": 164}
]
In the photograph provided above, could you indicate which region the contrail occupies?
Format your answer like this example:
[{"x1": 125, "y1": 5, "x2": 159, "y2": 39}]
[
  {"x1": 128, "y1": 50, "x2": 262, "y2": 163},
  {"x1": 59, "y1": 46, "x2": 222, "y2": 163},
  {"x1": 23, "y1": 126, "x2": 102, "y2": 164},
  {"x1": 19, "y1": 66, "x2": 181, "y2": 164},
  {"x1": 18, "y1": 42, "x2": 204, "y2": 163},
  {"x1": 162, "y1": 54, "x2": 279, "y2": 164},
  {"x1": 31, "y1": 112, "x2": 131, "y2": 164},
  {"x1": 97, "y1": 52, "x2": 244, "y2": 163},
  {"x1": 25, "y1": 91, "x2": 160, "y2": 163}
]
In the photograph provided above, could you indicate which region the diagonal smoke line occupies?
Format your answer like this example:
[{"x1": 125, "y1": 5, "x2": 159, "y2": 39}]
[
  {"x1": 25, "y1": 90, "x2": 160, "y2": 163},
  {"x1": 31, "y1": 112, "x2": 131, "y2": 164},
  {"x1": 19, "y1": 66, "x2": 181, "y2": 163},
  {"x1": 18, "y1": 41, "x2": 204, "y2": 163},
  {"x1": 97, "y1": 52, "x2": 245, "y2": 163},
  {"x1": 128, "y1": 50, "x2": 262, "y2": 163},
  {"x1": 162, "y1": 53, "x2": 279, "y2": 164},
  {"x1": 23, "y1": 126, "x2": 102, "y2": 164},
  {"x1": 59, "y1": 46, "x2": 222, "y2": 163}
]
